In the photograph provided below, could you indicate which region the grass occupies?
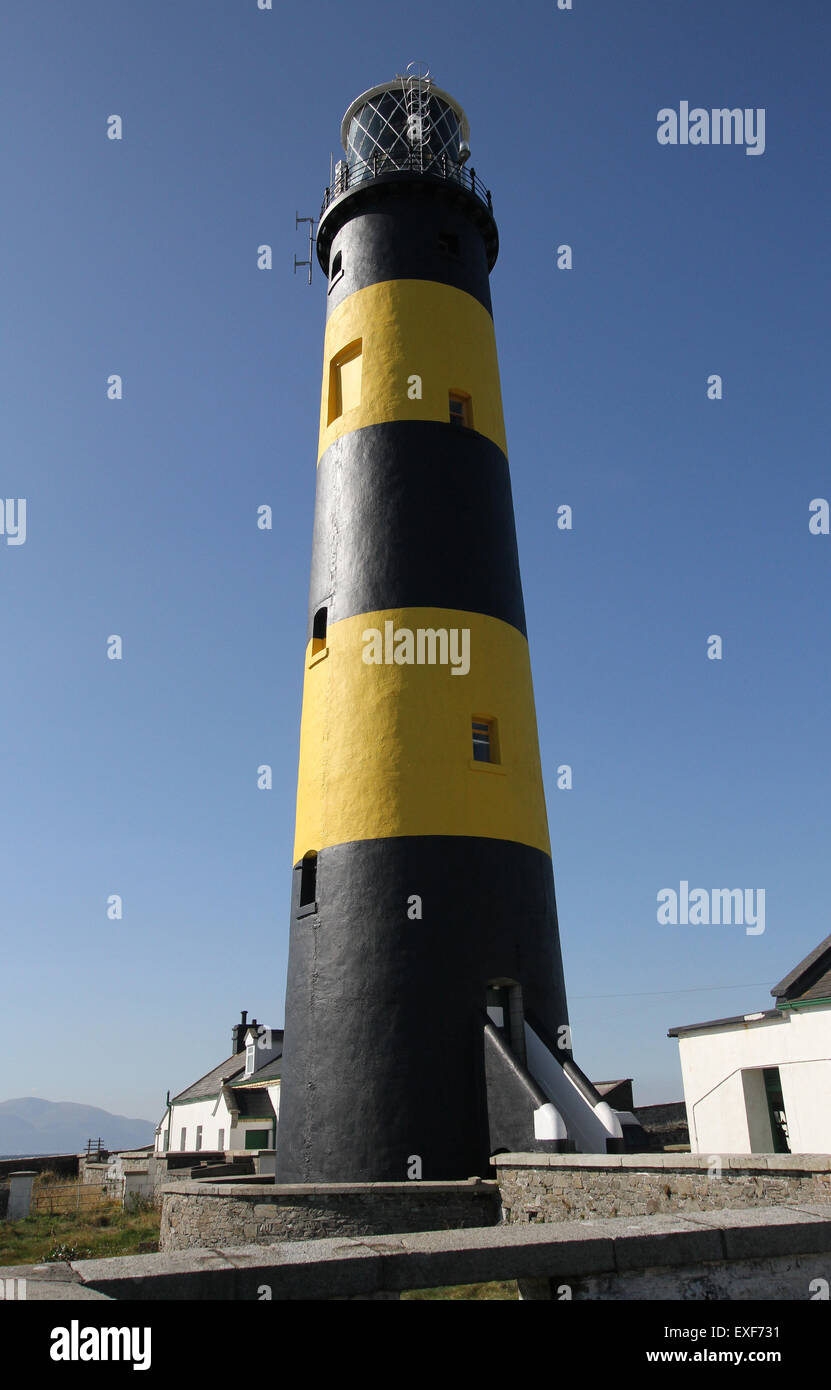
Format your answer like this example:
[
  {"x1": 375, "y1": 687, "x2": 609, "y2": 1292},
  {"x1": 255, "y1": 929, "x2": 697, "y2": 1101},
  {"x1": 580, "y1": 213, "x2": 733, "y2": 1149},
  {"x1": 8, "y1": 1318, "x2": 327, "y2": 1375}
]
[
  {"x1": 0, "y1": 1173, "x2": 160, "y2": 1267},
  {"x1": 402, "y1": 1281, "x2": 518, "y2": 1300}
]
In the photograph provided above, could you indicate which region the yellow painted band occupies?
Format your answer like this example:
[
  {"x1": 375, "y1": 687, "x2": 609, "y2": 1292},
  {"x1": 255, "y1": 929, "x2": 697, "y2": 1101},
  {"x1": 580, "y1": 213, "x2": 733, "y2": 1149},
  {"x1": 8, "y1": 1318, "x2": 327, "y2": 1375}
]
[
  {"x1": 293, "y1": 608, "x2": 551, "y2": 859},
  {"x1": 318, "y1": 280, "x2": 508, "y2": 460}
]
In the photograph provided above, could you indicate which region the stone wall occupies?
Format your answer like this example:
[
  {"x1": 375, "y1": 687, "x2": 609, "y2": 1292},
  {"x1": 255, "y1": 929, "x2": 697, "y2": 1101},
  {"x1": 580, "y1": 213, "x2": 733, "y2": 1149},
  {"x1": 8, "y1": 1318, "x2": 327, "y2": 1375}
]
[
  {"x1": 159, "y1": 1177, "x2": 500, "y2": 1251},
  {"x1": 494, "y1": 1153, "x2": 831, "y2": 1223},
  {"x1": 11, "y1": 1203, "x2": 831, "y2": 1300}
]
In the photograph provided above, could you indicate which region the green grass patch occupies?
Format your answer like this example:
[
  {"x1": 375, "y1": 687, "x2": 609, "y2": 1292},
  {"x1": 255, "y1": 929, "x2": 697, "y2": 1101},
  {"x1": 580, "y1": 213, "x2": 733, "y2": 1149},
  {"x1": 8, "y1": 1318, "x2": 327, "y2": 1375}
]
[
  {"x1": 401, "y1": 1281, "x2": 518, "y2": 1300},
  {"x1": 0, "y1": 1181, "x2": 160, "y2": 1267}
]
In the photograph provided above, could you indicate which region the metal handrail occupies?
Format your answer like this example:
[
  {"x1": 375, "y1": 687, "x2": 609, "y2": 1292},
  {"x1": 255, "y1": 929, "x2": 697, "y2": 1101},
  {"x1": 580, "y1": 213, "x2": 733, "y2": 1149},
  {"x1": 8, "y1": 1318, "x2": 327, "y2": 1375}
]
[{"x1": 321, "y1": 151, "x2": 493, "y2": 217}]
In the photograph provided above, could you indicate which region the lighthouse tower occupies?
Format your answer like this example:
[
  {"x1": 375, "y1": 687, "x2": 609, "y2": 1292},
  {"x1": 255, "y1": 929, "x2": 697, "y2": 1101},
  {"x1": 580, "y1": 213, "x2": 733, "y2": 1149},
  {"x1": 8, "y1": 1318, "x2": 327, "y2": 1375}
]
[{"x1": 277, "y1": 70, "x2": 628, "y2": 1183}]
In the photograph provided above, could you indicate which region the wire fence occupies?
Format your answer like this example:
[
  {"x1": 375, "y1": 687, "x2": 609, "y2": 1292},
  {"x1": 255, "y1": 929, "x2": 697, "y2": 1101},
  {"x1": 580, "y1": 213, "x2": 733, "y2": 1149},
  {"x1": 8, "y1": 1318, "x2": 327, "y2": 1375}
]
[{"x1": 30, "y1": 1180, "x2": 117, "y2": 1216}]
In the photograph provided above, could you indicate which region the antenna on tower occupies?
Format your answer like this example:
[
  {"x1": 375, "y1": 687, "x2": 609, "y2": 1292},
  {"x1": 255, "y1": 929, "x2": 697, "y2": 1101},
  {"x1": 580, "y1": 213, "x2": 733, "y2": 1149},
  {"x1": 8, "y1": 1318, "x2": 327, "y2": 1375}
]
[{"x1": 294, "y1": 212, "x2": 315, "y2": 285}]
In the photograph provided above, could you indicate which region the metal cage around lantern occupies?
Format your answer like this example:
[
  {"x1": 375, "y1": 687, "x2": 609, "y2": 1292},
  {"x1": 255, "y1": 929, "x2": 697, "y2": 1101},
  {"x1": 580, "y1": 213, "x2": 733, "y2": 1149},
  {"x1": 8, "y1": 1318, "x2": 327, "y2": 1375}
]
[{"x1": 320, "y1": 69, "x2": 492, "y2": 217}]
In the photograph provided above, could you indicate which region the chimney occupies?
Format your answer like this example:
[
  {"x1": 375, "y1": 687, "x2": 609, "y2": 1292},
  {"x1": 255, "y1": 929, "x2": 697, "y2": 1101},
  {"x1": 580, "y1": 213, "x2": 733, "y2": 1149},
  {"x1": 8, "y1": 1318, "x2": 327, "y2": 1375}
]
[{"x1": 231, "y1": 1009, "x2": 248, "y2": 1055}]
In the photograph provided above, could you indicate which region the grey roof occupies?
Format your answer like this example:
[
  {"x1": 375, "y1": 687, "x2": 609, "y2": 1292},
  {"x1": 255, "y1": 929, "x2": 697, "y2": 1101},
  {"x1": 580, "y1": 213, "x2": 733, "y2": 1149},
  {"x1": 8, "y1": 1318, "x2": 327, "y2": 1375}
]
[
  {"x1": 171, "y1": 1052, "x2": 246, "y2": 1104},
  {"x1": 771, "y1": 933, "x2": 831, "y2": 1003},
  {"x1": 668, "y1": 1010, "x2": 781, "y2": 1038},
  {"x1": 231, "y1": 1054, "x2": 282, "y2": 1085},
  {"x1": 170, "y1": 1031, "x2": 283, "y2": 1105}
]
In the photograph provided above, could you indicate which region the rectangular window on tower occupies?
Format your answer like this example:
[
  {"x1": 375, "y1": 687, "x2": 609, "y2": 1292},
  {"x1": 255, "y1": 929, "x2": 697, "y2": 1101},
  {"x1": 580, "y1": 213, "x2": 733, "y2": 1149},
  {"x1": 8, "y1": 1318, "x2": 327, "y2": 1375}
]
[
  {"x1": 449, "y1": 391, "x2": 472, "y2": 428},
  {"x1": 472, "y1": 717, "x2": 499, "y2": 764},
  {"x1": 311, "y1": 605, "x2": 328, "y2": 659},
  {"x1": 328, "y1": 339, "x2": 363, "y2": 424},
  {"x1": 298, "y1": 851, "x2": 317, "y2": 913}
]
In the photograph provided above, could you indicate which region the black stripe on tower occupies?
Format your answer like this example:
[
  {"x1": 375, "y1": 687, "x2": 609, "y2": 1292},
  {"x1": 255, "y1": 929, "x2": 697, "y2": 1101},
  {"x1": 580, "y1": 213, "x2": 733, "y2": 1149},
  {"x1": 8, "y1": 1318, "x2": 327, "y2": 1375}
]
[
  {"x1": 277, "y1": 836, "x2": 569, "y2": 1184},
  {"x1": 319, "y1": 180, "x2": 496, "y2": 317},
  {"x1": 308, "y1": 423, "x2": 527, "y2": 639}
]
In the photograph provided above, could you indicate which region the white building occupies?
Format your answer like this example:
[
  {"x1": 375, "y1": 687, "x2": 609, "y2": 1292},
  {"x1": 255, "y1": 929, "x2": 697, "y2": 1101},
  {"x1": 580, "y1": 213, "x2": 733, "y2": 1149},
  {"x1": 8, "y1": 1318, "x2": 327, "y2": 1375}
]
[
  {"x1": 669, "y1": 934, "x2": 831, "y2": 1154},
  {"x1": 155, "y1": 1012, "x2": 282, "y2": 1157}
]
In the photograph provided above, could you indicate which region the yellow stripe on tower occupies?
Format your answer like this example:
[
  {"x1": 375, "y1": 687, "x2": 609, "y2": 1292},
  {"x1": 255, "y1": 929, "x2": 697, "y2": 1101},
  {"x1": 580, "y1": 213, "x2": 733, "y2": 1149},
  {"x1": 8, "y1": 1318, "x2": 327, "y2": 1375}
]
[
  {"x1": 293, "y1": 607, "x2": 551, "y2": 859},
  {"x1": 318, "y1": 280, "x2": 508, "y2": 460}
]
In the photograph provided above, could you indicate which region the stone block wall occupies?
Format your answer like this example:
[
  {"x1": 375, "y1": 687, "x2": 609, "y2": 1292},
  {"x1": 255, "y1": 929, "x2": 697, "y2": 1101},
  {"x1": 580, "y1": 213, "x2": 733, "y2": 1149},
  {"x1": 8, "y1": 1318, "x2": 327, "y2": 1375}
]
[
  {"x1": 494, "y1": 1153, "x2": 831, "y2": 1223},
  {"x1": 159, "y1": 1178, "x2": 500, "y2": 1251}
]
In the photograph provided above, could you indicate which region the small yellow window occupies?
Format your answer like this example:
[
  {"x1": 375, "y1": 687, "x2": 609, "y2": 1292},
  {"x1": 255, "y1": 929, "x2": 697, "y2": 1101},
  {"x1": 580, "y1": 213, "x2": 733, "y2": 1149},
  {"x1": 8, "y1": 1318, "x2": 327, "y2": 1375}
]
[
  {"x1": 472, "y1": 716, "x2": 499, "y2": 764},
  {"x1": 328, "y1": 339, "x2": 362, "y2": 423},
  {"x1": 449, "y1": 391, "x2": 472, "y2": 428}
]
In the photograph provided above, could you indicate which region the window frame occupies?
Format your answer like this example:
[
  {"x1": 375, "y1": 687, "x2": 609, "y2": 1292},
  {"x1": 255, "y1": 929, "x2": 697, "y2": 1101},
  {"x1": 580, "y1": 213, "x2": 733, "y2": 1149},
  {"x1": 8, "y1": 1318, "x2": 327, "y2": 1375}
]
[
  {"x1": 449, "y1": 390, "x2": 473, "y2": 429},
  {"x1": 471, "y1": 715, "x2": 498, "y2": 764}
]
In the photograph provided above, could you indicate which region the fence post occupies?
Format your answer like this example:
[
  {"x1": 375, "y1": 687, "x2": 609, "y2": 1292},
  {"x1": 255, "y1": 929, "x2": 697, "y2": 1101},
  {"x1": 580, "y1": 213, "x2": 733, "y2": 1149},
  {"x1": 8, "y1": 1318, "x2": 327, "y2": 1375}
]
[{"x1": 7, "y1": 1172, "x2": 36, "y2": 1222}]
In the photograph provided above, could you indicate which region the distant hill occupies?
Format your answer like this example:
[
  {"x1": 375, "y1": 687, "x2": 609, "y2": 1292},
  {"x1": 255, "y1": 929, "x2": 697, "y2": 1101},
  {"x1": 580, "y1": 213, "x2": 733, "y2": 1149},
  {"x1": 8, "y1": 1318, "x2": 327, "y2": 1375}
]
[{"x1": 0, "y1": 1097, "x2": 155, "y2": 1156}]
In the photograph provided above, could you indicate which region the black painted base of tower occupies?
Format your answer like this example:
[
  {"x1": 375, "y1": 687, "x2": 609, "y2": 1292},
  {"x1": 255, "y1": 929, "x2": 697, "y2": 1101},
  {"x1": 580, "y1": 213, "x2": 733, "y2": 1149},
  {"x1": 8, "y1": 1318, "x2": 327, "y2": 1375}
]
[{"x1": 276, "y1": 836, "x2": 570, "y2": 1184}]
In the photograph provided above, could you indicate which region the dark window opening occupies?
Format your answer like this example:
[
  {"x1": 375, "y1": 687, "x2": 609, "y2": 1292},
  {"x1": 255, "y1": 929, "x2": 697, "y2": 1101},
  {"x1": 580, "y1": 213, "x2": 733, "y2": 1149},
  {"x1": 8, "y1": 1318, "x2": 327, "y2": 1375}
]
[
  {"x1": 486, "y1": 985, "x2": 509, "y2": 1037},
  {"x1": 438, "y1": 231, "x2": 460, "y2": 256},
  {"x1": 312, "y1": 606, "x2": 328, "y2": 656},
  {"x1": 486, "y1": 981, "x2": 526, "y2": 1063},
  {"x1": 763, "y1": 1067, "x2": 790, "y2": 1153},
  {"x1": 330, "y1": 250, "x2": 342, "y2": 279},
  {"x1": 299, "y1": 852, "x2": 317, "y2": 908}
]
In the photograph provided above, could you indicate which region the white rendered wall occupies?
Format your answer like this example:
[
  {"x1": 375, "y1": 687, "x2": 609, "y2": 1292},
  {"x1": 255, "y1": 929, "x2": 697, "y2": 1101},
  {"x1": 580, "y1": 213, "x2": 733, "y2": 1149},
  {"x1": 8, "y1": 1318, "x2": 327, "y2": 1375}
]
[
  {"x1": 677, "y1": 1007, "x2": 831, "y2": 1153},
  {"x1": 157, "y1": 1096, "x2": 234, "y2": 1154},
  {"x1": 156, "y1": 1083, "x2": 280, "y2": 1155}
]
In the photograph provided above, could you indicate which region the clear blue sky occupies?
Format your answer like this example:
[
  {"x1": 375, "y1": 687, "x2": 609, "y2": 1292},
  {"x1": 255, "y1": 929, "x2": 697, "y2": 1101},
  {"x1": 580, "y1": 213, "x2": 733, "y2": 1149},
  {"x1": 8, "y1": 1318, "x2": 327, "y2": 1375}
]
[{"x1": 1, "y1": 0, "x2": 828, "y2": 1125}]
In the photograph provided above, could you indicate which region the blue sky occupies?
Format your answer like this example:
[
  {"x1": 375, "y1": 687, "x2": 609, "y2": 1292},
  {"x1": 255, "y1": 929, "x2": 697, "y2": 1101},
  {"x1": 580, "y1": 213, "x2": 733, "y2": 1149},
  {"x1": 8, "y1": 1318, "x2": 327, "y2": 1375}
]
[{"x1": 1, "y1": 0, "x2": 828, "y2": 1125}]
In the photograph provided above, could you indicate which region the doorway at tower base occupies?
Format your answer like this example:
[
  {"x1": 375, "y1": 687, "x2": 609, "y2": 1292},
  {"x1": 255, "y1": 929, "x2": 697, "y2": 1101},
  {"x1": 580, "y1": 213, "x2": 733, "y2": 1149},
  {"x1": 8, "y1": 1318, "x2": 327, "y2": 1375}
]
[{"x1": 485, "y1": 1018, "x2": 648, "y2": 1155}]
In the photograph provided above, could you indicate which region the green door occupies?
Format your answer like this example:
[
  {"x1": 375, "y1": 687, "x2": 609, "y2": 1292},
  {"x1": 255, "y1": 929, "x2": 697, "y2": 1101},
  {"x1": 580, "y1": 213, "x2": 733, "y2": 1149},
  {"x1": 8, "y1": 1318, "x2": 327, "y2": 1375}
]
[{"x1": 244, "y1": 1129, "x2": 271, "y2": 1150}]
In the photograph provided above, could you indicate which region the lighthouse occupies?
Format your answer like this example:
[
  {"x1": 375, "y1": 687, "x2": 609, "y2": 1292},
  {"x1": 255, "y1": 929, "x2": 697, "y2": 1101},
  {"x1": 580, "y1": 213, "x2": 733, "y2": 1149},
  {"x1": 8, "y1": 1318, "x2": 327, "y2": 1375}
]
[{"x1": 277, "y1": 69, "x2": 630, "y2": 1184}]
